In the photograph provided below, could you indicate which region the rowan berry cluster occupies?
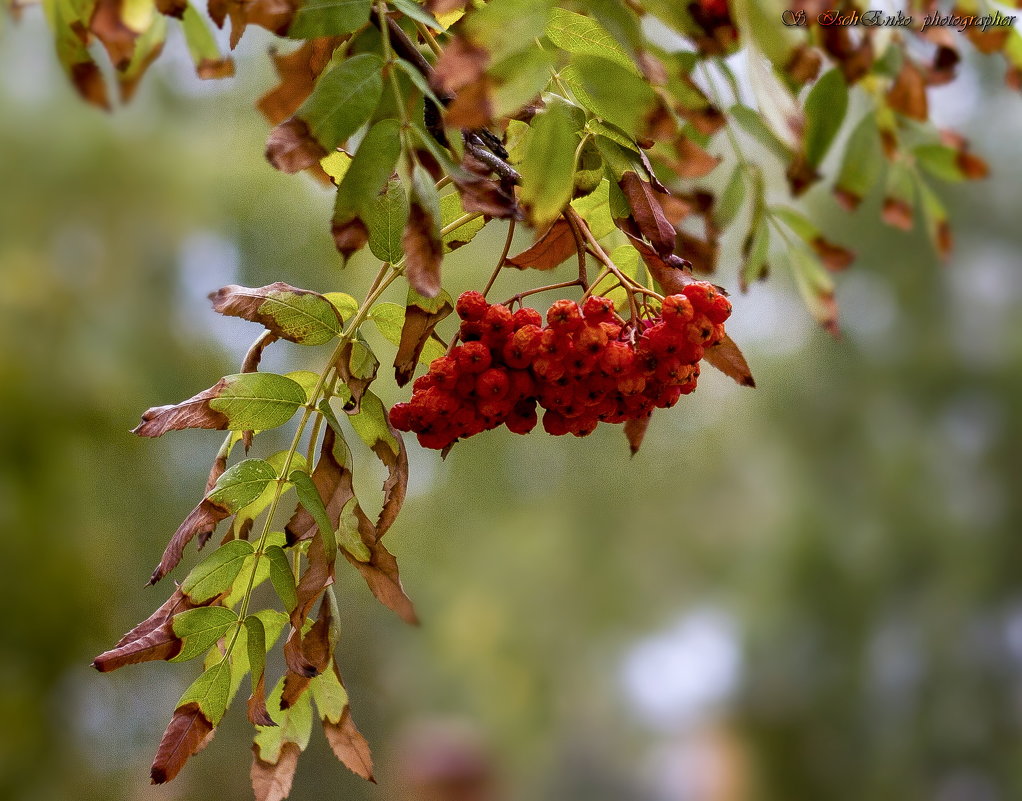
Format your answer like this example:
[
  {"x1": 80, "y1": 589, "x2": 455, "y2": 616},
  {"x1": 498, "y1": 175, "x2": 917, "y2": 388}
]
[{"x1": 389, "y1": 284, "x2": 731, "y2": 450}]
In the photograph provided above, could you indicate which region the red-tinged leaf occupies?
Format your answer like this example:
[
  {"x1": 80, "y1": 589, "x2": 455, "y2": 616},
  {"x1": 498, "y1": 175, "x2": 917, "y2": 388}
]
[
  {"x1": 92, "y1": 619, "x2": 182, "y2": 672},
  {"x1": 248, "y1": 673, "x2": 274, "y2": 728},
  {"x1": 151, "y1": 498, "x2": 231, "y2": 584},
  {"x1": 619, "y1": 171, "x2": 676, "y2": 256},
  {"x1": 251, "y1": 740, "x2": 301, "y2": 801},
  {"x1": 323, "y1": 707, "x2": 375, "y2": 782},
  {"x1": 507, "y1": 219, "x2": 577, "y2": 271},
  {"x1": 89, "y1": 0, "x2": 137, "y2": 70},
  {"x1": 425, "y1": 0, "x2": 464, "y2": 12},
  {"x1": 431, "y1": 34, "x2": 489, "y2": 95},
  {"x1": 623, "y1": 414, "x2": 651, "y2": 456},
  {"x1": 938, "y1": 130, "x2": 990, "y2": 180},
  {"x1": 258, "y1": 38, "x2": 343, "y2": 125},
  {"x1": 69, "y1": 61, "x2": 111, "y2": 110},
  {"x1": 266, "y1": 117, "x2": 328, "y2": 175},
  {"x1": 622, "y1": 231, "x2": 692, "y2": 294},
  {"x1": 666, "y1": 134, "x2": 722, "y2": 179},
  {"x1": 812, "y1": 237, "x2": 855, "y2": 272},
  {"x1": 881, "y1": 197, "x2": 914, "y2": 231},
  {"x1": 677, "y1": 230, "x2": 718, "y2": 274},
  {"x1": 403, "y1": 202, "x2": 443, "y2": 298},
  {"x1": 446, "y1": 77, "x2": 494, "y2": 128},
  {"x1": 453, "y1": 173, "x2": 519, "y2": 219},
  {"x1": 886, "y1": 59, "x2": 928, "y2": 121},
  {"x1": 332, "y1": 216, "x2": 369, "y2": 262},
  {"x1": 111, "y1": 588, "x2": 203, "y2": 650},
  {"x1": 335, "y1": 341, "x2": 378, "y2": 413},
  {"x1": 281, "y1": 596, "x2": 334, "y2": 709},
  {"x1": 209, "y1": 283, "x2": 343, "y2": 346},
  {"x1": 785, "y1": 153, "x2": 820, "y2": 197},
  {"x1": 704, "y1": 334, "x2": 756, "y2": 387},
  {"x1": 395, "y1": 295, "x2": 453, "y2": 387},
  {"x1": 785, "y1": 45, "x2": 822, "y2": 84},
  {"x1": 151, "y1": 702, "x2": 215, "y2": 784},
  {"x1": 343, "y1": 536, "x2": 418, "y2": 625},
  {"x1": 156, "y1": 0, "x2": 188, "y2": 16}
]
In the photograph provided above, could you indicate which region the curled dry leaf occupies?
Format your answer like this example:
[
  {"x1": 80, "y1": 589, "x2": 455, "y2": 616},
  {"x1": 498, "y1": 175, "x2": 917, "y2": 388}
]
[
  {"x1": 266, "y1": 118, "x2": 327, "y2": 175},
  {"x1": 623, "y1": 414, "x2": 652, "y2": 456},
  {"x1": 395, "y1": 294, "x2": 453, "y2": 387},
  {"x1": 403, "y1": 203, "x2": 444, "y2": 298},
  {"x1": 89, "y1": 0, "x2": 137, "y2": 70},
  {"x1": 251, "y1": 740, "x2": 301, "y2": 801},
  {"x1": 507, "y1": 219, "x2": 577, "y2": 271},
  {"x1": 248, "y1": 673, "x2": 274, "y2": 728},
  {"x1": 281, "y1": 596, "x2": 334, "y2": 709},
  {"x1": 150, "y1": 702, "x2": 216, "y2": 785},
  {"x1": 619, "y1": 171, "x2": 677, "y2": 256},
  {"x1": 258, "y1": 38, "x2": 343, "y2": 126},
  {"x1": 92, "y1": 618, "x2": 182, "y2": 672},
  {"x1": 704, "y1": 334, "x2": 756, "y2": 388},
  {"x1": 886, "y1": 60, "x2": 928, "y2": 121},
  {"x1": 323, "y1": 707, "x2": 375, "y2": 782}
]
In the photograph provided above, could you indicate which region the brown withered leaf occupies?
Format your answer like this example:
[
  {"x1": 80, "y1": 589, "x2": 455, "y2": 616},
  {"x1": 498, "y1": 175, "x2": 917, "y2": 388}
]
[
  {"x1": 247, "y1": 673, "x2": 274, "y2": 727},
  {"x1": 70, "y1": 61, "x2": 111, "y2": 110},
  {"x1": 704, "y1": 334, "x2": 756, "y2": 388},
  {"x1": 786, "y1": 153, "x2": 820, "y2": 197},
  {"x1": 371, "y1": 415, "x2": 407, "y2": 538},
  {"x1": 196, "y1": 58, "x2": 235, "y2": 80},
  {"x1": 619, "y1": 172, "x2": 676, "y2": 257},
  {"x1": 251, "y1": 740, "x2": 301, "y2": 801},
  {"x1": 446, "y1": 77, "x2": 494, "y2": 128},
  {"x1": 881, "y1": 197, "x2": 914, "y2": 231},
  {"x1": 281, "y1": 595, "x2": 334, "y2": 709},
  {"x1": 334, "y1": 341, "x2": 378, "y2": 413},
  {"x1": 90, "y1": 0, "x2": 136, "y2": 70},
  {"x1": 395, "y1": 299, "x2": 453, "y2": 387},
  {"x1": 821, "y1": 27, "x2": 874, "y2": 84},
  {"x1": 812, "y1": 237, "x2": 855, "y2": 271},
  {"x1": 886, "y1": 60, "x2": 928, "y2": 121},
  {"x1": 155, "y1": 0, "x2": 187, "y2": 16},
  {"x1": 676, "y1": 230, "x2": 718, "y2": 274},
  {"x1": 283, "y1": 527, "x2": 335, "y2": 679},
  {"x1": 939, "y1": 130, "x2": 989, "y2": 180},
  {"x1": 92, "y1": 619, "x2": 182, "y2": 672},
  {"x1": 118, "y1": 40, "x2": 165, "y2": 102},
  {"x1": 332, "y1": 217, "x2": 369, "y2": 262},
  {"x1": 431, "y1": 35, "x2": 489, "y2": 95},
  {"x1": 403, "y1": 203, "x2": 443, "y2": 298},
  {"x1": 134, "y1": 382, "x2": 232, "y2": 437},
  {"x1": 425, "y1": 0, "x2": 465, "y2": 12},
  {"x1": 151, "y1": 703, "x2": 216, "y2": 784},
  {"x1": 324, "y1": 706, "x2": 375, "y2": 782},
  {"x1": 642, "y1": 98, "x2": 678, "y2": 144},
  {"x1": 623, "y1": 232, "x2": 691, "y2": 293},
  {"x1": 266, "y1": 118, "x2": 327, "y2": 174},
  {"x1": 151, "y1": 496, "x2": 232, "y2": 584},
  {"x1": 665, "y1": 135, "x2": 722, "y2": 180},
  {"x1": 785, "y1": 45, "x2": 822, "y2": 84},
  {"x1": 453, "y1": 173, "x2": 519, "y2": 219},
  {"x1": 110, "y1": 588, "x2": 201, "y2": 650},
  {"x1": 507, "y1": 220, "x2": 577, "y2": 271},
  {"x1": 623, "y1": 415, "x2": 652, "y2": 456},
  {"x1": 258, "y1": 39, "x2": 341, "y2": 125}
]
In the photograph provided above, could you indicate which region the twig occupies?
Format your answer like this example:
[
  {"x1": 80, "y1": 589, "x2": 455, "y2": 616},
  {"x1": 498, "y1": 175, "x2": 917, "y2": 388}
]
[{"x1": 483, "y1": 219, "x2": 516, "y2": 297}]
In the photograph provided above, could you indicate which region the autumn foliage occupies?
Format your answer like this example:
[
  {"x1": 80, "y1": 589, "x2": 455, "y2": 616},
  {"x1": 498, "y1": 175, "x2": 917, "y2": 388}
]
[{"x1": 19, "y1": 0, "x2": 1017, "y2": 796}]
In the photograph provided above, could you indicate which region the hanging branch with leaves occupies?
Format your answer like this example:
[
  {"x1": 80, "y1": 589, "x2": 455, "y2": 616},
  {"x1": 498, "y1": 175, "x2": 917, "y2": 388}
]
[{"x1": 14, "y1": 0, "x2": 1016, "y2": 796}]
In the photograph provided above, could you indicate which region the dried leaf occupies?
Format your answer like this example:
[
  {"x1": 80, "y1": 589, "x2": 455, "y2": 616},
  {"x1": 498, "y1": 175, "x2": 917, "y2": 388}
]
[
  {"x1": 404, "y1": 202, "x2": 444, "y2": 298},
  {"x1": 881, "y1": 197, "x2": 914, "y2": 231},
  {"x1": 323, "y1": 707, "x2": 375, "y2": 782},
  {"x1": 619, "y1": 171, "x2": 676, "y2": 256},
  {"x1": 623, "y1": 414, "x2": 651, "y2": 456},
  {"x1": 89, "y1": 0, "x2": 137, "y2": 70},
  {"x1": 92, "y1": 619, "x2": 181, "y2": 672},
  {"x1": 266, "y1": 117, "x2": 328, "y2": 174},
  {"x1": 150, "y1": 702, "x2": 215, "y2": 785},
  {"x1": 258, "y1": 39, "x2": 343, "y2": 125},
  {"x1": 332, "y1": 217, "x2": 369, "y2": 262},
  {"x1": 704, "y1": 334, "x2": 756, "y2": 387},
  {"x1": 251, "y1": 740, "x2": 301, "y2": 801},
  {"x1": 886, "y1": 59, "x2": 928, "y2": 121},
  {"x1": 507, "y1": 219, "x2": 577, "y2": 271},
  {"x1": 667, "y1": 134, "x2": 722, "y2": 179},
  {"x1": 431, "y1": 34, "x2": 489, "y2": 95},
  {"x1": 209, "y1": 283, "x2": 343, "y2": 346},
  {"x1": 395, "y1": 291, "x2": 453, "y2": 386},
  {"x1": 281, "y1": 595, "x2": 335, "y2": 708}
]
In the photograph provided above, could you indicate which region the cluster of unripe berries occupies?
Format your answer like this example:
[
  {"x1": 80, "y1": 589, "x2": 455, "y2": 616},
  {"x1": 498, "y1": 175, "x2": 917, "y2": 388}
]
[{"x1": 389, "y1": 284, "x2": 732, "y2": 450}]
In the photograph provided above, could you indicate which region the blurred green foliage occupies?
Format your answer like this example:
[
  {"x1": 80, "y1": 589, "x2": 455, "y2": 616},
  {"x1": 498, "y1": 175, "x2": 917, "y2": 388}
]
[{"x1": 2, "y1": 19, "x2": 1021, "y2": 801}]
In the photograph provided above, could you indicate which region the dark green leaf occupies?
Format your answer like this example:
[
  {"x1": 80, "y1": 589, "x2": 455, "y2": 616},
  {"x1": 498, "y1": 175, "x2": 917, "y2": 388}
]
[
  {"x1": 804, "y1": 69, "x2": 848, "y2": 168},
  {"x1": 181, "y1": 539, "x2": 255, "y2": 604},
  {"x1": 288, "y1": 0, "x2": 371, "y2": 38}
]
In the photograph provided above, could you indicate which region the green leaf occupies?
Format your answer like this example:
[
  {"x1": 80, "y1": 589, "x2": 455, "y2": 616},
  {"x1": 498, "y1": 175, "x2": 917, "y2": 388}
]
[
  {"x1": 180, "y1": 4, "x2": 231, "y2": 77},
  {"x1": 210, "y1": 283, "x2": 343, "y2": 346},
  {"x1": 324, "y1": 292, "x2": 359, "y2": 321},
  {"x1": 181, "y1": 540, "x2": 255, "y2": 604},
  {"x1": 221, "y1": 532, "x2": 285, "y2": 608},
  {"x1": 254, "y1": 678, "x2": 314, "y2": 762},
  {"x1": 914, "y1": 144, "x2": 968, "y2": 183},
  {"x1": 310, "y1": 664, "x2": 350, "y2": 723},
  {"x1": 206, "y1": 458, "x2": 278, "y2": 513},
  {"x1": 560, "y1": 56, "x2": 654, "y2": 137},
  {"x1": 178, "y1": 660, "x2": 233, "y2": 724},
  {"x1": 741, "y1": 214, "x2": 770, "y2": 288},
  {"x1": 520, "y1": 97, "x2": 581, "y2": 228},
  {"x1": 366, "y1": 178, "x2": 409, "y2": 263},
  {"x1": 370, "y1": 303, "x2": 445, "y2": 364},
  {"x1": 344, "y1": 391, "x2": 400, "y2": 457},
  {"x1": 570, "y1": 180, "x2": 615, "y2": 238},
  {"x1": 440, "y1": 193, "x2": 485, "y2": 251},
  {"x1": 464, "y1": 0, "x2": 552, "y2": 60},
  {"x1": 335, "y1": 117, "x2": 403, "y2": 223},
  {"x1": 489, "y1": 46, "x2": 557, "y2": 120},
  {"x1": 290, "y1": 469, "x2": 338, "y2": 555},
  {"x1": 337, "y1": 497, "x2": 371, "y2": 562},
  {"x1": 288, "y1": 0, "x2": 371, "y2": 37},
  {"x1": 207, "y1": 373, "x2": 306, "y2": 432},
  {"x1": 804, "y1": 69, "x2": 848, "y2": 168},
  {"x1": 789, "y1": 246, "x2": 837, "y2": 332},
  {"x1": 715, "y1": 167, "x2": 746, "y2": 229},
  {"x1": 266, "y1": 545, "x2": 298, "y2": 612},
  {"x1": 171, "y1": 607, "x2": 240, "y2": 663},
  {"x1": 730, "y1": 103, "x2": 792, "y2": 161},
  {"x1": 395, "y1": 57, "x2": 445, "y2": 108},
  {"x1": 835, "y1": 113, "x2": 883, "y2": 207},
  {"x1": 298, "y1": 53, "x2": 384, "y2": 151},
  {"x1": 390, "y1": 0, "x2": 440, "y2": 28},
  {"x1": 546, "y1": 8, "x2": 638, "y2": 75},
  {"x1": 244, "y1": 615, "x2": 267, "y2": 696}
]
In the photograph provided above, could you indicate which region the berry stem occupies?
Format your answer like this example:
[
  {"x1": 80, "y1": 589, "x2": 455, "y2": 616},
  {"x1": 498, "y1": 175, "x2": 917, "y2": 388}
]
[
  {"x1": 482, "y1": 219, "x2": 516, "y2": 298},
  {"x1": 562, "y1": 209, "x2": 589, "y2": 289}
]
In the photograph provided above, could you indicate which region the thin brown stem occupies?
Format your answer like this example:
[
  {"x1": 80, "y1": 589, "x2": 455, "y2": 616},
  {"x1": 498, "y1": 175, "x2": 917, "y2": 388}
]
[
  {"x1": 499, "y1": 279, "x2": 584, "y2": 308},
  {"x1": 562, "y1": 209, "x2": 589, "y2": 289},
  {"x1": 483, "y1": 219, "x2": 517, "y2": 297}
]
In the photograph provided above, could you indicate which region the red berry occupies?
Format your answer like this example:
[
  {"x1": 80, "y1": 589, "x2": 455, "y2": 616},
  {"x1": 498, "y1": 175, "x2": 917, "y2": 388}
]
[
  {"x1": 482, "y1": 304, "x2": 514, "y2": 339},
  {"x1": 476, "y1": 368, "x2": 510, "y2": 399},
  {"x1": 459, "y1": 320, "x2": 484, "y2": 341},
  {"x1": 576, "y1": 324, "x2": 608, "y2": 355},
  {"x1": 452, "y1": 341, "x2": 492, "y2": 373},
  {"x1": 705, "y1": 294, "x2": 732, "y2": 325},
  {"x1": 456, "y1": 291, "x2": 489, "y2": 321},
  {"x1": 547, "y1": 299, "x2": 583, "y2": 332},
  {"x1": 582, "y1": 295, "x2": 616, "y2": 323},
  {"x1": 505, "y1": 400, "x2": 538, "y2": 434},
  {"x1": 600, "y1": 341, "x2": 635, "y2": 376},
  {"x1": 661, "y1": 294, "x2": 695, "y2": 328},
  {"x1": 542, "y1": 410, "x2": 571, "y2": 436},
  {"x1": 389, "y1": 403, "x2": 414, "y2": 431},
  {"x1": 512, "y1": 307, "x2": 543, "y2": 330}
]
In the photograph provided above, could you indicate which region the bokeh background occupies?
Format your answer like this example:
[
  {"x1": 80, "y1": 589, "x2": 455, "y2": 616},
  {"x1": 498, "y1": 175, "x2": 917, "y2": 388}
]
[{"x1": 2, "y1": 15, "x2": 1022, "y2": 801}]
